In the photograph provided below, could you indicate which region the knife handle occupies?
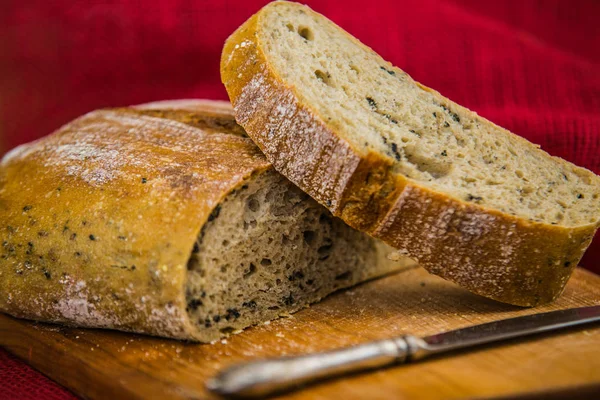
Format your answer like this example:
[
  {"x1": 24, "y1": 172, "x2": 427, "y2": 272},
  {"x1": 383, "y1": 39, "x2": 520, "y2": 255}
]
[{"x1": 206, "y1": 335, "x2": 428, "y2": 398}]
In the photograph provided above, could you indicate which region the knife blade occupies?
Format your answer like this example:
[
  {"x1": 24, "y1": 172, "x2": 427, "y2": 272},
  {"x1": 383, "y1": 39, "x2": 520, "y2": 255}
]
[{"x1": 206, "y1": 305, "x2": 600, "y2": 398}]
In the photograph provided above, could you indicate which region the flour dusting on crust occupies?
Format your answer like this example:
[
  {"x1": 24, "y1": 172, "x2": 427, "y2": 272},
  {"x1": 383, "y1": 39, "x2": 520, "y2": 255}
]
[
  {"x1": 235, "y1": 68, "x2": 360, "y2": 212},
  {"x1": 54, "y1": 276, "x2": 118, "y2": 327}
]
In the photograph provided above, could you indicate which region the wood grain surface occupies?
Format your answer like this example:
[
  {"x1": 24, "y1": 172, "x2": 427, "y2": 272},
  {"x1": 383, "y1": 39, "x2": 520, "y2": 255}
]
[{"x1": 2, "y1": 266, "x2": 600, "y2": 400}]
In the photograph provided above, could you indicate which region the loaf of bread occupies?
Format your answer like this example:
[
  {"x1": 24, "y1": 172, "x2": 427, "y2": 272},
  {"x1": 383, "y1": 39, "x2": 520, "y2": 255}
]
[
  {"x1": 221, "y1": 1, "x2": 600, "y2": 306},
  {"x1": 0, "y1": 100, "x2": 413, "y2": 342}
]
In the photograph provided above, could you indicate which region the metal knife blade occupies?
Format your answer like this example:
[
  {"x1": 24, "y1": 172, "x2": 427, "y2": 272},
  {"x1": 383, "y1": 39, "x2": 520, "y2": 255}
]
[
  {"x1": 207, "y1": 305, "x2": 600, "y2": 398},
  {"x1": 421, "y1": 305, "x2": 600, "y2": 356}
]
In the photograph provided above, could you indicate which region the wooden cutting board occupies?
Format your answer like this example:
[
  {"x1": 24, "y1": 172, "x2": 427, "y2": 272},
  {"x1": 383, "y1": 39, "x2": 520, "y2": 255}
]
[{"x1": 2, "y1": 266, "x2": 600, "y2": 400}]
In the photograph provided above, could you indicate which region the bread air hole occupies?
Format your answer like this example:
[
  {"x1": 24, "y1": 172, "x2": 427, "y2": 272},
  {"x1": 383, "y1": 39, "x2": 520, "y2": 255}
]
[
  {"x1": 404, "y1": 146, "x2": 452, "y2": 178},
  {"x1": 247, "y1": 197, "x2": 260, "y2": 212},
  {"x1": 555, "y1": 212, "x2": 564, "y2": 221},
  {"x1": 298, "y1": 26, "x2": 314, "y2": 41},
  {"x1": 317, "y1": 242, "x2": 333, "y2": 260},
  {"x1": 485, "y1": 179, "x2": 503, "y2": 186},
  {"x1": 243, "y1": 263, "x2": 257, "y2": 279},
  {"x1": 314, "y1": 70, "x2": 332, "y2": 86},
  {"x1": 303, "y1": 230, "x2": 315, "y2": 245}
]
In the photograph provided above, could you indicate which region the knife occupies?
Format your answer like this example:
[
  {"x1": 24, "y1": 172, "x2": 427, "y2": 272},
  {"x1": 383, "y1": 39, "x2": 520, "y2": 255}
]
[{"x1": 206, "y1": 305, "x2": 600, "y2": 398}]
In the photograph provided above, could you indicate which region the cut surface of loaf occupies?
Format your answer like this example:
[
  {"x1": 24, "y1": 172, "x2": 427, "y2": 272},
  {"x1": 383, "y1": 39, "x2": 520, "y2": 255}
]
[
  {"x1": 187, "y1": 170, "x2": 394, "y2": 336},
  {"x1": 258, "y1": 6, "x2": 599, "y2": 227},
  {"x1": 0, "y1": 100, "x2": 412, "y2": 342},
  {"x1": 221, "y1": 2, "x2": 600, "y2": 306}
]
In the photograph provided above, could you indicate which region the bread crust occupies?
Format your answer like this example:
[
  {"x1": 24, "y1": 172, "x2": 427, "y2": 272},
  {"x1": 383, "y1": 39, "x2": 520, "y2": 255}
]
[
  {"x1": 220, "y1": 3, "x2": 599, "y2": 306},
  {"x1": 0, "y1": 101, "x2": 271, "y2": 341}
]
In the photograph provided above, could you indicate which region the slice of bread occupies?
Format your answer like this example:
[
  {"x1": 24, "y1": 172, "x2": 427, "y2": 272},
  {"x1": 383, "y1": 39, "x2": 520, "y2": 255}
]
[
  {"x1": 0, "y1": 100, "x2": 413, "y2": 342},
  {"x1": 221, "y1": 2, "x2": 600, "y2": 306}
]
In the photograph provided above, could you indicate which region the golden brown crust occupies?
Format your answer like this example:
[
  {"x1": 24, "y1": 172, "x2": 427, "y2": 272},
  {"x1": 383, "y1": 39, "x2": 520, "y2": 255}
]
[
  {"x1": 0, "y1": 101, "x2": 270, "y2": 340},
  {"x1": 220, "y1": 4, "x2": 599, "y2": 306},
  {"x1": 135, "y1": 99, "x2": 234, "y2": 115}
]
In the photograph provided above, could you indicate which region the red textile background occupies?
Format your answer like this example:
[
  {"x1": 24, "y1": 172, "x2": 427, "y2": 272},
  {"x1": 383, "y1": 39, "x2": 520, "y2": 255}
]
[{"x1": 0, "y1": 0, "x2": 599, "y2": 398}]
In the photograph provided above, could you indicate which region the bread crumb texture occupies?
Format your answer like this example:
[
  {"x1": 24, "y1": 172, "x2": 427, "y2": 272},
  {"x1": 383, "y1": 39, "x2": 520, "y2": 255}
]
[{"x1": 220, "y1": 2, "x2": 600, "y2": 306}]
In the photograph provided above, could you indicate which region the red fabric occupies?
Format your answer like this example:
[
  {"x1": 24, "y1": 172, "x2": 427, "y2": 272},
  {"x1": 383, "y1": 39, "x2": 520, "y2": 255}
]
[
  {"x1": 0, "y1": 1, "x2": 599, "y2": 398},
  {"x1": 0, "y1": 348, "x2": 78, "y2": 400}
]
